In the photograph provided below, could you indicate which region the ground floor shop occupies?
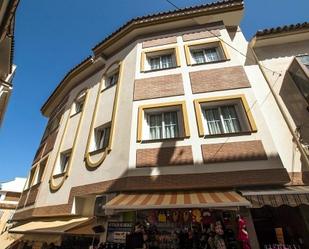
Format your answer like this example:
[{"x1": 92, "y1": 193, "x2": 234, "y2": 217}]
[
  {"x1": 102, "y1": 190, "x2": 257, "y2": 249},
  {"x1": 8, "y1": 187, "x2": 309, "y2": 249},
  {"x1": 241, "y1": 186, "x2": 309, "y2": 249},
  {"x1": 105, "y1": 208, "x2": 253, "y2": 249}
]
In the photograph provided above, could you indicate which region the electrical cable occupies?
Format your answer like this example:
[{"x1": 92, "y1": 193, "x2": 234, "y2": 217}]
[
  {"x1": 162, "y1": 0, "x2": 282, "y2": 76},
  {"x1": 162, "y1": 0, "x2": 284, "y2": 161}
]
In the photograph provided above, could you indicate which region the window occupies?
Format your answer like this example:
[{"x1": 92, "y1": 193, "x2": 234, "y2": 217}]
[
  {"x1": 147, "y1": 111, "x2": 179, "y2": 140},
  {"x1": 298, "y1": 55, "x2": 309, "y2": 70},
  {"x1": 149, "y1": 54, "x2": 174, "y2": 70},
  {"x1": 191, "y1": 47, "x2": 222, "y2": 64},
  {"x1": 25, "y1": 168, "x2": 36, "y2": 189},
  {"x1": 58, "y1": 151, "x2": 71, "y2": 174},
  {"x1": 194, "y1": 95, "x2": 257, "y2": 137},
  {"x1": 137, "y1": 102, "x2": 190, "y2": 142},
  {"x1": 33, "y1": 161, "x2": 46, "y2": 185},
  {"x1": 94, "y1": 125, "x2": 111, "y2": 151},
  {"x1": 72, "y1": 91, "x2": 86, "y2": 115},
  {"x1": 141, "y1": 48, "x2": 179, "y2": 72},
  {"x1": 203, "y1": 105, "x2": 241, "y2": 135},
  {"x1": 105, "y1": 71, "x2": 119, "y2": 88},
  {"x1": 185, "y1": 41, "x2": 229, "y2": 66}
]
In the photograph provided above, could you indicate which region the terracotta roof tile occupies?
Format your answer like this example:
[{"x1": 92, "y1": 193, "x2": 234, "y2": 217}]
[
  {"x1": 41, "y1": 0, "x2": 243, "y2": 114},
  {"x1": 256, "y1": 22, "x2": 309, "y2": 37},
  {"x1": 92, "y1": 0, "x2": 243, "y2": 51}
]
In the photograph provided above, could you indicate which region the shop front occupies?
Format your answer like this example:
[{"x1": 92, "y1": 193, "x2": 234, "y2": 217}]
[
  {"x1": 9, "y1": 216, "x2": 101, "y2": 249},
  {"x1": 103, "y1": 190, "x2": 258, "y2": 249},
  {"x1": 241, "y1": 186, "x2": 309, "y2": 249}
]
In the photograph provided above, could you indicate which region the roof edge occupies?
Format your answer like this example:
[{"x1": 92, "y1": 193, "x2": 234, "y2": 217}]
[
  {"x1": 92, "y1": 0, "x2": 243, "y2": 55},
  {"x1": 40, "y1": 56, "x2": 92, "y2": 115},
  {"x1": 255, "y1": 22, "x2": 309, "y2": 38}
]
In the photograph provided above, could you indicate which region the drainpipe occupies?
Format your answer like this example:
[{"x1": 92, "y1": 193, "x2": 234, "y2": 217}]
[{"x1": 249, "y1": 44, "x2": 309, "y2": 177}]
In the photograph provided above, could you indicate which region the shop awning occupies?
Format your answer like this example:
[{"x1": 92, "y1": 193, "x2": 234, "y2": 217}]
[
  {"x1": 0, "y1": 231, "x2": 22, "y2": 249},
  {"x1": 240, "y1": 186, "x2": 309, "y2": 208},
  {"x1": 104, "y1": 191, "x2": 251, "y2": 210},
  {"x1": 9, "y1": 217, "x2": 91, "y2": 235}
]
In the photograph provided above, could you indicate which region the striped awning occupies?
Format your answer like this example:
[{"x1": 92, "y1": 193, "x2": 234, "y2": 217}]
[
  {"x1": 240, "y1": 186, "x2": 309, "y2": 208},
  {"x1": 104, "y1": 191, "x2": 250, "y2": 210}
]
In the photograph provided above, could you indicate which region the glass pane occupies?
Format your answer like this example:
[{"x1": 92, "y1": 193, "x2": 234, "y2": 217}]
[
  {"x1": 204, "y1": 108, "x2": 223, "y2": 135},
  {"x1": 221, "y1": 105, "x2": 241, "y2": 133},
  {"x1": 161, "y1": 54, "x2": 173, "y2": 69},
  {"x1": 204, "y1": 47, "x2": 221, "y2": 62},
  {"x1": 60, "y1": 154, "x2": 70, "y2": 173},
  {"x1": 102, "y1": 127, "x2": 110, "y2": 149},
  {"x1": 149, "y1": 57, "x2": 161, "y2": 70},
  {"x1": 149, "y1": 114, "x2": 162, "y2": 139},
  {"x1": 299, "y1": 55, "x2": 309, "y2": 65},
  {"x1": 163, "y1": 112, "x2": 179, "y2": 138},
  {"x1": 107, "y1": 73, "x2": 118, "y2": 86},
  {"x1": 192, "y1": 50, "x2": 205, "y2": 64}
]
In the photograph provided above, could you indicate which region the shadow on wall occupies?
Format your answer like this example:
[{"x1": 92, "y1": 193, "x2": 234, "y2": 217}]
[
  {"x1": 280, "y1": 71, "x2": 309, "y2": 143},
  {"x1": 279, "y1": 70, "x2": 309, "y2": 184}
]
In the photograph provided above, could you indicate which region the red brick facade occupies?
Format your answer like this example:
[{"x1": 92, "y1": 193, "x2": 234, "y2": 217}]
[
  {"x1": 189, "y1": 66, "x2": 251, "y2": 94},
  {"x1": 136, "y1": 146, "x2": 194, "y2": 167},
  {"x1": 25, "y1": 184, "x2": 40, "y2": 207},
  {"x1": 134, "y1": 74, "x2": 184, "y2": 100},
  {"x1": 182, "y1": 29, "x2": 220, "y2": 42},
  {"x1": 142, "y1": 36, "x2": 177, "y2": 48},
  {"x1": 13, "y1": 167, "x2": 289, "y2": 220},
  {"x1": 201, "y1": 140, "x2": 268, "y2": 163}
]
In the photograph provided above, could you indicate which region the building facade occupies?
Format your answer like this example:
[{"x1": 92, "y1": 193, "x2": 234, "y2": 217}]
[
  {"x1": 0, "y1": 178, "x2": 26, "y2": 249},
  {"x1": 10, "y1": 1, "x2": 309, "y2": 249},
  {"x1": 0, "y1": 0, "x2": 19, "y2": 127}
]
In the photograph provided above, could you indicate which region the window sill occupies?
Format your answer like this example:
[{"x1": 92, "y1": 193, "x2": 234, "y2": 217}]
[
  {"x1": 140, "y1": 137, "x2": 188, "y2": 143},
  {"x1": 70, "y1": 111, "x2": 82, "y2": 118},
  {"x1": 189, "y1": 58, "x2": 230, "y2": 66},
  {"x1": 142, "y1": 65, "x2": 179, "y2": 73},
  {"x1": 203, "y1": 130, "x2": 254, "y2": 138},
  {"x1": 52, "y1": 172, "x2": 67, "y2": 179},
  {"x1": 89, "y1": 147, "x2": 111, "y2": 156},
  {"x1": 101, "y1": 84, "x2": 116, "y2": 93}
]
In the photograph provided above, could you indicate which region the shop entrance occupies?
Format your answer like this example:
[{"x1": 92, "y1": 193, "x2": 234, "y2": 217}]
[
  {"x1": 251, "y1": 205, "x2": 309, "y2": 249},
  {"x1": 106, "y1": 208, "x2": 252, "y2": 249}
]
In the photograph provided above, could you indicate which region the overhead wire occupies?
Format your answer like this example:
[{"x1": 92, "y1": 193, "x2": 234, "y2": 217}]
[
  {"x1": 163, "y1": 0, "x2": 282, "y2": 76},
  {"x1": 162, "y1": 0, "x2": 284, "y2": 161}
]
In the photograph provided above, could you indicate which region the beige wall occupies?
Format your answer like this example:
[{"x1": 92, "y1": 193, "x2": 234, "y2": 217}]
[
  {"x1": 17, "y1": 24, "x2": 290, "y2": 212},
  {"x1": 254, "y1": 39, "x2": 309, "y2": 174}
]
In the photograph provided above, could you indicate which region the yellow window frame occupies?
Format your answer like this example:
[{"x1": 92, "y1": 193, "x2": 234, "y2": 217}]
[
  {"x1": 193, "y1": 94, "x2": 257, "y2": 137},
  {"x1": 137, "y1": 101, "x2": 190, "y2": 142}
]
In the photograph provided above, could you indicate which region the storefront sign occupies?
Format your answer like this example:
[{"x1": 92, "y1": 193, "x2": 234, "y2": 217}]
[{"x1": 107, "y1": 222, "x2": 133, "y2": 244}]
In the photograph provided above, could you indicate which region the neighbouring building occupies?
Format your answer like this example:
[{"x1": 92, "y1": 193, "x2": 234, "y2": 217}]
[
  {"x1": 0, "y1": 177, "x2": 26, "y2": 249},
  {"x1": 249, "y1": 22, "x2": 309, "y2": 248},
  {"x1": 0, "y1": 0, "x2": 19, "y2": 127},
  {"x1": 9, "y1": 1, "x2": 309, "y2": 249}
]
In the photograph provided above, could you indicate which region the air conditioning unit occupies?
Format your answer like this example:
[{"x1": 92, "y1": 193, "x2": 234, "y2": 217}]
[{"x1": 94, "y1": 194, "x2": 115, "y2": 216}]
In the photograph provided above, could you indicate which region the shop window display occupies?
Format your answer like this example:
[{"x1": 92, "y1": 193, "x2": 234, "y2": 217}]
[{"x1": 104, "y1": 209, "x2": 252, "y2": 249}]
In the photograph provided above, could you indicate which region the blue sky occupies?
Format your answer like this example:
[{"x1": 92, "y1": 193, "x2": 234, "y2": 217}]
[{"x1": 0, "y1": 0, "x2": 308, "y2": 181}]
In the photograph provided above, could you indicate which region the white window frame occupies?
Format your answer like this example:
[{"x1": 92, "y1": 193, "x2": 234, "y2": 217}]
[
  {"x1": 33, "y1": 161, "x2": 47, "y2": 185},
  {"x1": 201, "y1": 99, "x2": 250, "y2": 136},
  {"x1": 189, "y1": 42, "x2": 225, "y2": 65},
  {"x1": 55, "y1": 150, "x2": 71, "y2": 175},
  {"x1": 93, "y1": 124, "x2": 111, "y2": 152},
  {"x1": 144, "y1": 49, "x2": 177, "y2": 71},
  {"x1": 72, "y1": 92, "x2": 86, "y2": 115},
  {"x1": 105, "y1": 71, "x2": 119, "y2": 88},
  {"x1": 143, "y1": 106, "x2": 183, "y2": 140},
  {"x1": 25, "y1": 167, "x2": 36, "y2": 189}
]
